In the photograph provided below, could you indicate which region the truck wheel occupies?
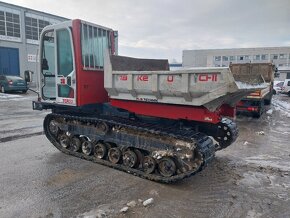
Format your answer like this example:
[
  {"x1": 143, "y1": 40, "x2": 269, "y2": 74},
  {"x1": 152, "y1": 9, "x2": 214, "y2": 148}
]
[
  {"x1": 253, "y1": 112, "x2": 261, "y2": 118},
  {"x1": 264, "y1": 99, "x2": 271, "y2": 105},
  {"x1": 264, "y1": 94, "x2": 272, "y2": 105}
]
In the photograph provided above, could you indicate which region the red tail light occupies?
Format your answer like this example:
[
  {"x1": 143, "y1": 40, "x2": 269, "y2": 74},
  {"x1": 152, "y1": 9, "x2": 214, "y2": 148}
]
[
  {"x1": 8, "y1": 80, "x2": 13, "y2": 85},
  {"x1": 247, "y1": 107, "x2": 258, "y2": 112}
]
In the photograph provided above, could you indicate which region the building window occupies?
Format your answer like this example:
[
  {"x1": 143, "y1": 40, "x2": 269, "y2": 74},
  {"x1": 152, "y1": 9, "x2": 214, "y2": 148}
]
[
  {"x1": 222, "y1": 56, "x2": 229, "y2": 61},
  {"x1": 25, "y1": 17, "x2": 39, "y2": 40},
  {"x1": 261, "y1": 54, "x2": 268, "y2": 60},
  {"x1": 0, "y1": 11, "x2": 5, "y2": 36},
  {"x1": 230, "y1": 56, "x2": 236, "y2": 61},
  {"x1": 279, "y1": 54, "x2": 286, "y2": 59},
  {"x1": 0, "y1": 10, "x2": 21, "y2": 38},
  {"x1": 244, "y1": 55, "x2": 251, "y2": 60},
  {"x1": 278, "y1": 64, "x2": 284, "y2": 67},
  {"x1": 271, "y1": 54, "x2": 278, "y2": 60},
  {"x1": 215, "y1": 64, "x2": 220, "y2": 67},
  {"x1": 286, "y1": 72, "x2": 290, "y2": 79},
  {"x1": 38, "y1": 19, "x2": 50, "y2": 37},
  {"x1": 238, "y1": 55, "x2": 244, "y2": 61},
  {"x1": 214, "y1": 56, "x2": 221, "y2": 61},
  {"x1": 25, "y1": 16, "x2": 51, "y2": 41},
  {"x1": 253, "y1": 55, "x2": 260, "y2": 60}
]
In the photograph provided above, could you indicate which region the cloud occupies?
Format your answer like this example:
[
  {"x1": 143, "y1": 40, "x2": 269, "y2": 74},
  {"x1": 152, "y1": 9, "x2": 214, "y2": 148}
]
[{"x1": 3, "y1": 0, "x2": 290, "y2": 62}]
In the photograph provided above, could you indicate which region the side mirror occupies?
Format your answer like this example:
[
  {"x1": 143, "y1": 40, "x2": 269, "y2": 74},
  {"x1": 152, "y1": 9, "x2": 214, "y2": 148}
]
[
  {"x1": 24, "y1": 70, "x2": 33, "y2": 82},
  {"x1": 42, "y1": 58, "x2": 49, "y2": 70}
]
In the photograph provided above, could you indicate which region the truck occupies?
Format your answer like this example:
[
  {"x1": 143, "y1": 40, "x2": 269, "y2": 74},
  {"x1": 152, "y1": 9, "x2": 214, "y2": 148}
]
[
  {"x1": 32, "y1": 19, "x2": 265, "y2": 183},
  {"x1": 230, "y1": 63, "x2": 275, "y2": 118},
  {"x1": 281, "y1": 79, "x2": 290, "y2": 96}
]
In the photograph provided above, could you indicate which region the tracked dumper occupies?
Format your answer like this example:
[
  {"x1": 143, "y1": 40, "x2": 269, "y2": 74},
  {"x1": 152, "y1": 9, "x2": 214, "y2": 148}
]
[{"x1": 33, "y1": 19, "x2": 266, "y2": 183}]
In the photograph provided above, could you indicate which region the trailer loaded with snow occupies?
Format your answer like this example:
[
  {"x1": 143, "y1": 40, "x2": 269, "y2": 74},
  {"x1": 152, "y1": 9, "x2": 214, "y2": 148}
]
[
  {"x1": 231, "y1": 63, "x2": 275, "y2": 118},
  {"x1": 32, "y1": 19, "x2": 266, "y2": 182}
]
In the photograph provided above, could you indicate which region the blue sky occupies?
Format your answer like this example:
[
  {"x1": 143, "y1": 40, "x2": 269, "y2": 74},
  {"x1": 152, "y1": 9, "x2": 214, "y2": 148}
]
[{"x1": 4, "y1": 0, "x2": 290, "y2": 62}]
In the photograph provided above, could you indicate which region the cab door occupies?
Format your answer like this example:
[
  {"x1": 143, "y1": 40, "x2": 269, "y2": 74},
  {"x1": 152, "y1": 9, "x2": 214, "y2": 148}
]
[{"x1": 55, "y1": 27, "x2": 76, "y2": 105}]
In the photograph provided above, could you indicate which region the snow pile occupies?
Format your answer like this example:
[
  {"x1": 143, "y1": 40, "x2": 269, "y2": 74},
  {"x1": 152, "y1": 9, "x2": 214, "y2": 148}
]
[{"x1": 235, "y1": 81, "x2": 267, "y2": 90}]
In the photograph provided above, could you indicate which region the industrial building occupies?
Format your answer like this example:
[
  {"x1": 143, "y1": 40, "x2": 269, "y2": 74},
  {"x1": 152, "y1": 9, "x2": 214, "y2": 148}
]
[
  {"x1": 182, "y1": 47, "x2": 290, "y2": 68},
  {"x1": 182, "y1": 47, "x2": 290, "y2": 81},
  {"x1": 0, "y1": 2, "x2": 67, "y2": 86}
]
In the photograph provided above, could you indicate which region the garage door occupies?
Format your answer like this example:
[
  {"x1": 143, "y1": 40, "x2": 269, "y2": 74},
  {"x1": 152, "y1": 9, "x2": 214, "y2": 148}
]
[{"x1": 0, "y1": 47, "x2": 20, "y2": 76}]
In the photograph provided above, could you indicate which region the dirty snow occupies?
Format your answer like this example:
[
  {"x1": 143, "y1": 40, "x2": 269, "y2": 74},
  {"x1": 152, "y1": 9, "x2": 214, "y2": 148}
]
[
  {"x1": 143, "y1": 198, "x2": 154, "y2": 207},
  {"x1": 235, "y1": 81, "x2": 267, "y2": 89},
  {"x1": 120, "y1": 206, "x2": 129, "y2": 213},
  {"x1": 266, "y1": 109, "x2": 273, "y2": 115},
  {"x1": 256, "y1": 131, "x2": 265, "y2": 135},
  {"x1": 272, "y1": 98, "x2": 290, "y2": 118},
  {"x1": 126, "y1": 200, "x2": 137, "y2": 207},
  {"x1": 0, "y1": 93, "x2": 32, "y2": 102},
  {"x1": 244, "y1": 155, "x2": 290, "y2": 172}
]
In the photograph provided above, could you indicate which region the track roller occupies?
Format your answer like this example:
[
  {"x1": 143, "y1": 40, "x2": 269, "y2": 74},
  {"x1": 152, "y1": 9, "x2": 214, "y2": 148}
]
[
  {"x1": 108, "y1": 147, "x2": 122, "y2": 164},
  {"x1": 158, "y1": 157, "x2": 176, "y2": 177},
  {"x1": 94, "y1": 142, "x2": 108, "y2": 159},
  {"x1": 122, "y1": 150, "x2": 138, "y2": 168},
  {"x1": 70, "y1": 136, "x2": 81, "y2": 152},
  {"x1": 82, "y1": 141, "x2": 93, "y2": 155},
  {"x1": 143, "y1": 156, "x2": 156, "y2": 174},
  {"x1": 59, "y1": 134, "x2": 70, "y2": 148}
]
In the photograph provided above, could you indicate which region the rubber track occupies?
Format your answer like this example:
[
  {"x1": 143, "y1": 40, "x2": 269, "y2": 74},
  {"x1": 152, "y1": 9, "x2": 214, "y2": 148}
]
[{"x1": 44, "y1": 113, "x2": 215, "y2": 183}]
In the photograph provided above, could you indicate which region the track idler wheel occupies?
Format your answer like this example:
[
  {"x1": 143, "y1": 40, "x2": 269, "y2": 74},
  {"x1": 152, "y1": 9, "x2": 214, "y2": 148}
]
[
  {"x1": 82, "y1": 141, "x2": 93, "y2": 155},
  {"x1": 59, "y1": 134, "x2": 70, "y2": 148},
  {"x1": 108, "y1": 147, "x2": 122, "y2": 164},
  {"x1": 158, "y1": 157, "x2": 176, "y2": 177},
  {"x1": 70, "y1": 136, "x2": 81, "y2": 152},
  {"x1": 143, "y1": 156, "x2": 156, "y2": 174},
  {"x1": 94, "y1": 142, "x2": 108, "y2": 159},
  {"x1": 123, "y1": 150, "x2": 138, "y2": 168},
  {"x1": 48, "y1": 120, "x2": 59, "y2": 136}
]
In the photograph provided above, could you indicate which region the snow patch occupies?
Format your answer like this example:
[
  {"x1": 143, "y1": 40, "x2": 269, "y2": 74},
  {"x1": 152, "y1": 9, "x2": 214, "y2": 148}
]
[
  {"x1": 256, "y1": 131, "x2": 265, "y2": 135},
  {"x1": 143, "y1": 198, "x2": 154, "y2": 207},
  {"x1": 266, "y1": 109, "x2": 273, "y2": 115},
  {"x1": 0, "y1": 93, "x2": 32, "y2": 102},
  {"x1": 272, "y1": 99, "x2": 290, "y2": 118}
]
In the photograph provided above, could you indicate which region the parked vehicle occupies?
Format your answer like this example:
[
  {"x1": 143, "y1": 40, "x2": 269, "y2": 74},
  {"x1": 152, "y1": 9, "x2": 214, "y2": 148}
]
[
  {"x1": 32, "y1": 19, "x2": 265, "y2": 183},
  {"x1": 273, "y1": 81, "x2": 284, "y2": 94},
  {"x1": 0, "y1": 75, "x2": 28, "y2": 93},
  {"x1": 281, "y1": 79, "x2": 290, "y2": 96},
  {"x1": 231, "y1": 63, "x2": 275, "y2": 118}
]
